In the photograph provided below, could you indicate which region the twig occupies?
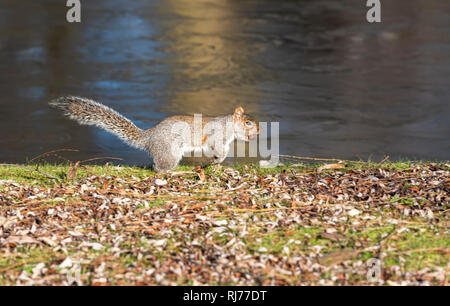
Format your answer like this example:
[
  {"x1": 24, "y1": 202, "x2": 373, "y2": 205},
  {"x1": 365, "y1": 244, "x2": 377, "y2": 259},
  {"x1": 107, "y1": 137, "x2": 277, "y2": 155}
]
[
  {"x1": 0, "y1": 256, "x2": 65, "y2": 274},
  {"x1": 393, "y1": 248, "x2": 449, "y2": 255},
  {"x1": 170, "y1": 171, "x2": 197, "y2": 177},
  {"x1": 49, "y1": 153, "x2": 75, "y2": 164},
  {"x1": 0, "y1": 164, "x2": 61, "y2": 182},
  {"x1": 378, "y1": 226, "x2": 399, "y2": 258},
  {"x1": 27, "y1": 149, "x2": 79, "y2": 164},
  {"x1": 379, "y1": 155, "x2": 390, "y2": 164},
  {"x1": 278, "y1": 154, "x2": 368, "y2": 164},
  {"x1": 77, "y1": 156, "x2": 123, "y2": 165}
]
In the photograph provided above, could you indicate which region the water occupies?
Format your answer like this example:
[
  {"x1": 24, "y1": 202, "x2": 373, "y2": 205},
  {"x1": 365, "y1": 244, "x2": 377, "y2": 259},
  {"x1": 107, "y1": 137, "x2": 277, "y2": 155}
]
[{"x1": 0, "y1": 0, "x2": 449, "y2": 165}]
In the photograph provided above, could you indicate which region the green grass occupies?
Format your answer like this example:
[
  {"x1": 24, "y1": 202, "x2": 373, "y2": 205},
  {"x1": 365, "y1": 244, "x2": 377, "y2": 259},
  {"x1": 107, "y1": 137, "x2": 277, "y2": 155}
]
[
  {"x1": 0, "y1": 160, "x2": 447, "y2": 185},
  {"x1": 0, "y1": 161, "x2": 448, "y2": 285}
]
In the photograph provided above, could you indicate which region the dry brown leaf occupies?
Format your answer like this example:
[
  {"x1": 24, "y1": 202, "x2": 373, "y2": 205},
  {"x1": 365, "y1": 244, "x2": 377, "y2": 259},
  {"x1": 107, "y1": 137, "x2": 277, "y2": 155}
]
[
  {"x1": 92, "y1": 281, "x2": 109, "y2": 286},
  {"x1": 291, "y1": 200, "x2": 297, "y2": 208},
  {"x1": 190, "y1": 202, "x2": 207, "y2": 211}
]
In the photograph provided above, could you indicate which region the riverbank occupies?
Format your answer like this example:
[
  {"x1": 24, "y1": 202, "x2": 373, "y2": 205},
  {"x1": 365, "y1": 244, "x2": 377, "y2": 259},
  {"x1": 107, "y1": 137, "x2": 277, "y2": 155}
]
[{"x1": 0, "y1": 162, "x2": 448, "y2": 285}]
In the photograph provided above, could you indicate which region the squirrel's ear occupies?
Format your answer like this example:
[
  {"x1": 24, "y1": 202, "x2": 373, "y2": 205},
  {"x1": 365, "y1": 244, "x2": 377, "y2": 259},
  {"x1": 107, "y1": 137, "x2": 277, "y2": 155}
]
[{"x1": 233, "y1": 106, "x2": 244, "y2": 120}]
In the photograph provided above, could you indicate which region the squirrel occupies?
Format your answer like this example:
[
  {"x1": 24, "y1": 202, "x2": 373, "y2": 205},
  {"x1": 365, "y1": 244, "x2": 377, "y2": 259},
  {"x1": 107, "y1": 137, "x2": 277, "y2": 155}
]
[{"x1": 49, "y1": 96, "x2": 259, "y2": 172}]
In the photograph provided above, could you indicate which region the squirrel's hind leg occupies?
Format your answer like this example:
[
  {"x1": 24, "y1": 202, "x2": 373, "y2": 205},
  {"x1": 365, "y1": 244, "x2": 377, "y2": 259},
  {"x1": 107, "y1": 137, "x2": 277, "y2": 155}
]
[
  {"x1": 150, "y1": 144, "x2": 183, "y2": 172},
  {"x1": 152, "y1": 152, "x2": 182, "y2": 172}
]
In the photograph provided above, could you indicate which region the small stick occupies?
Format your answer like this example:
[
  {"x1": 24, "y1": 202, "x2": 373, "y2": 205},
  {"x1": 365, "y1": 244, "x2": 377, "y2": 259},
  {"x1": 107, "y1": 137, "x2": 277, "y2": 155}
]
[
  {"x1": 27, "y1": 148, "x2": 79, "y2": 164},
  {"x1": 378, "y1": 155, "x2": 390, "y2": 164},
  {"x1": 378, "y1": 226, "x2": 399, "y2": 258},
  {"x1": 78, "y1": 156, "x2": 123, "y2": 165},
  {"x1": 393, "y1": 247, "x2": 449, "y2": 255},
  {"x1": 0, "y1": 164, "x2": 61, "y2": 182},
  {"x1": 278, "y1": 154, "x2": 368, "y2": 164}
]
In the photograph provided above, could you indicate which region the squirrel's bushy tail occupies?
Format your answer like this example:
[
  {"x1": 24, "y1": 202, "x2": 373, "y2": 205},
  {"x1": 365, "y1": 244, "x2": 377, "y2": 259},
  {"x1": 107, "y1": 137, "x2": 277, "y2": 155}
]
[{"x1": 49, "y1": 96, "x2": 145, "y2": 149}]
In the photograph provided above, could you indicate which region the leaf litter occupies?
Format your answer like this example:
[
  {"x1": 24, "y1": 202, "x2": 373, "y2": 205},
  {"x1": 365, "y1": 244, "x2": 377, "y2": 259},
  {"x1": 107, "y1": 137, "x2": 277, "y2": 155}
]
[{"x1": 0, "y1": 162, "x2": 448, "y2": 285}]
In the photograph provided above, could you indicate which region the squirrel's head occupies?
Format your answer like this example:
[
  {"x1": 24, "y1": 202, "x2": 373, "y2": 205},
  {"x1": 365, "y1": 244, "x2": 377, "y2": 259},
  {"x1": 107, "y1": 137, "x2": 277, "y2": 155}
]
[{"x1": 232, "y1": 106, "x2": 259, "y2": 142}]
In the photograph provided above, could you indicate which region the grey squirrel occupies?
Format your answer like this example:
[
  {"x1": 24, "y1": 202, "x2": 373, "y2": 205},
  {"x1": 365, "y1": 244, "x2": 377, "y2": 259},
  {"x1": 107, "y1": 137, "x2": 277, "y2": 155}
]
[{"x1": 49, "y1": 96, "x2": 259, "y2": 172}]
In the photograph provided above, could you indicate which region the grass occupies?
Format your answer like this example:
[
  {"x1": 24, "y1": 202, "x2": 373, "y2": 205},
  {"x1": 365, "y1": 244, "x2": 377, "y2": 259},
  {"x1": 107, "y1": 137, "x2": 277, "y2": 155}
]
[
  {"x1": 0, "y1": 160, "x2": 435, "y2": 187},
  {"x1": 0, "y1": 160, "x2": 445, "y2": 183},
  {"x1": 0, "y1": 161, "x2": 448, "y2": 285}
]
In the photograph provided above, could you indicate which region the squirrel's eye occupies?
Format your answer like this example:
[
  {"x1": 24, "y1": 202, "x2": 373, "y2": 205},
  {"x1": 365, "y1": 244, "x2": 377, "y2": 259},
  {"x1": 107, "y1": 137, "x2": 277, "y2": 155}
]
[{"x1": 245, "y1": 121, "x2": 253, "y2": 126}]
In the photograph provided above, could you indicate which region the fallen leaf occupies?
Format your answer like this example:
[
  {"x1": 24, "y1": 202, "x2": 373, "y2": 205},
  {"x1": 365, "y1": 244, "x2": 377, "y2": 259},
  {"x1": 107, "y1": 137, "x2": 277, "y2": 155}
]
[
  {"x1": 348, "y1": 208, "x2": 361, "y2": 216},
  {"x1": 59, "y1": 257, "x2": 73, "y2": 268},
  {"x1": 155, "y1": 179, "x2": 167, "y2": 186}
]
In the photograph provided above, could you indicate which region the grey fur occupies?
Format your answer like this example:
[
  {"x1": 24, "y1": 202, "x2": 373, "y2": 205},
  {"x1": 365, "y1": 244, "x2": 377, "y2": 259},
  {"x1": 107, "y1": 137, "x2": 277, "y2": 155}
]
[{"x1": 49, "y1": 96, "x2": 259, "y2": 172}]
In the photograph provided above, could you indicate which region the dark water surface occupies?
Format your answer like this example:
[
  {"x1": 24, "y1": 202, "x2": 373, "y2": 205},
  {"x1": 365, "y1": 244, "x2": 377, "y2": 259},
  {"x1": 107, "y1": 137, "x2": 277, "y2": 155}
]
[{"x1": 0, "y1": 0, "x2": 449, "y2": 165}]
